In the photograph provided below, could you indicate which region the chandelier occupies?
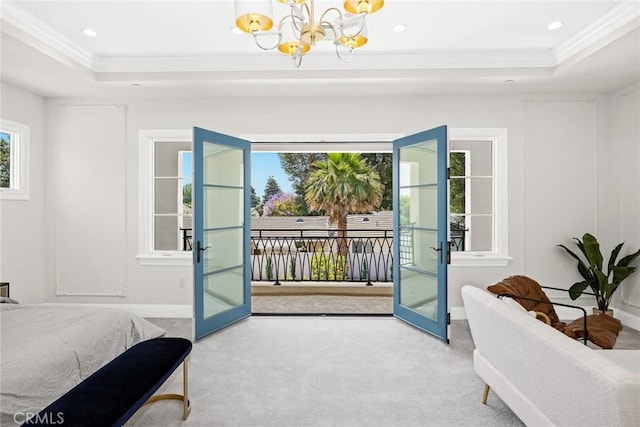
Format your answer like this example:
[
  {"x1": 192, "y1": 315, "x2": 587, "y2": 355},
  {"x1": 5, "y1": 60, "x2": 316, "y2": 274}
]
[{"x1": 234, "y1": 0, "x2": 384, "y2": 67}]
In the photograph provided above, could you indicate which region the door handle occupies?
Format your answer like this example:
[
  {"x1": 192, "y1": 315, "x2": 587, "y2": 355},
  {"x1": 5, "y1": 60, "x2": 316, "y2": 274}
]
[
  {"x1": 430, "y1": 243, "x2": 443, "y2": 264},
  {"x1": 196, "y1": 241, "x2": 211, "y2": 263},
  {"x1": 430, "y1": 242, "x2": 450, "y2": 264}
]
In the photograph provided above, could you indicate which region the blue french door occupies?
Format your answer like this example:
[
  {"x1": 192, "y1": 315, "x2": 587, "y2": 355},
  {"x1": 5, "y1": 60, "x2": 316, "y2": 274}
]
[
  {"x1": 193, "y1": 127, "x2": 251, "y2": 340},
  {"x1": 393, "y1": 126, "x2": 449, "y2": 343}
]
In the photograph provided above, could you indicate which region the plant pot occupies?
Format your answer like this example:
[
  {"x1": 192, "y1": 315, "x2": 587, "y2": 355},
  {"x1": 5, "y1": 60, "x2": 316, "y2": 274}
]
[{"x1": 592, "y1": 308, "x2": 614, "y2": 317}]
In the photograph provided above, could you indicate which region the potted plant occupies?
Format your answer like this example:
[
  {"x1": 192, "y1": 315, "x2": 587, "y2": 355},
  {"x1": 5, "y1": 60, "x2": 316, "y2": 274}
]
[{"x1": 558, "y1": 233, "x2": 640, "y2": 314}]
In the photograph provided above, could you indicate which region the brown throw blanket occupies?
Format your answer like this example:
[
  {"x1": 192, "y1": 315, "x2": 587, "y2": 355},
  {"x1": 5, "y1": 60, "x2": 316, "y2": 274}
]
[
  {"x1": 487, "y1": 275, "x2": 566, "y2": 331},
  {"x1": 486, "y1": 275, "x2": 623, "y2": 348},
  {"x1": 564, "y1": 313, "x2": 623, "y2": 349}
]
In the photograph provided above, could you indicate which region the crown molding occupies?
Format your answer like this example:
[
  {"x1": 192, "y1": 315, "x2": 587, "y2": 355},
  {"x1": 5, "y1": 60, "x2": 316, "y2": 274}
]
[
  {"x1": 553, "y1": 1, "x2": 640, "y2": 65},
  {"x1": 90, "y1": 49, "x2": 556, "y2": 74},
  {"x1": 1, "y1": 0, "x2": 94, "y2": 69}
]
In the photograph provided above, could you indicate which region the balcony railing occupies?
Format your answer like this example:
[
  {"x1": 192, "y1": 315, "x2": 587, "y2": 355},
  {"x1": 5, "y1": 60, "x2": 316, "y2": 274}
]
[
  {"x1": 180, "y1": 227, "x2": 393, "y2": 284},
  {"x1": 250, "y1": 229, "x2": 393, "y2": 284}
]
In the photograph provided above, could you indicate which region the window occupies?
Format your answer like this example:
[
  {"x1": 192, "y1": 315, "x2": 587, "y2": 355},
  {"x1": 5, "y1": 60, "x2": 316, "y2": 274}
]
[
  {"x1": 0, "y1": 118, "x2": 29, "y2": 200},
  {"x1": 449, "y1": 128, "x2": 509, "y2": 266},
  {"x1": 154, "y1": 144, "x2": 192, "y2": 251},
  {"x1": 138, "y1": 130, "x2": 192, "y2": 265}
]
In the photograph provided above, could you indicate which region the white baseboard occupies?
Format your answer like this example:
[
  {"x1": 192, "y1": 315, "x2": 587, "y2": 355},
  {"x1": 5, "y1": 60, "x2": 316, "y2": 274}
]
[
  {"x1": 450, "y1": 306, "x2": 467, "y2": 320},
  {"x1": 615, "y1": 309, "x2": 640, "y2": 331},
  {"x1": 39, "y1": 303, "x2": 192, "y2": 318}
]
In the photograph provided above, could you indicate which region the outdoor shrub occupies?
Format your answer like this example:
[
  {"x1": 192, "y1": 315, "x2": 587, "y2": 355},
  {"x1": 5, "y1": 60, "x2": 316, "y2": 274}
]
[
  {"x1": 289, "y1": 256, "x2": 297, "y2": 281},
  {"x1": 310, "y1": 252, "x2": 347, "y2": 281},
  {"x1": 266, "y1": 255, "x2": 274, "y2": 281},
  {"x1": 361, "y1": 257, "x2": 369, "y2": 281}
]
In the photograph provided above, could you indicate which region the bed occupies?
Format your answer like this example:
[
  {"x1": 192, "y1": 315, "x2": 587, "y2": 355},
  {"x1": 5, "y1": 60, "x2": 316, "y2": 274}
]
[{"x1": 0, "y1": 302, "x2": 166, "y2": 426}]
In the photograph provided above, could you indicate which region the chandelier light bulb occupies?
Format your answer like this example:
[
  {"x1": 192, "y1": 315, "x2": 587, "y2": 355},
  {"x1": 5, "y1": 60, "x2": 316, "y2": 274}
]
[{"x1": 344, "y1": 0, "x2": 384, "y2": 15}]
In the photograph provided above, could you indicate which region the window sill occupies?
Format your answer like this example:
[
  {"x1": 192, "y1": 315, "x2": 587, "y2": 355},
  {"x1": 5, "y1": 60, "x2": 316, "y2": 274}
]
[
  {"x1": 136, "y1": 253, "x2": 193, "y2": 266},
  {"x1": 451, "y1": 253, "x2": 512, "y2": 267},
  {"x1": 0, "y1": 190, "x2": 29, "y2": 200}
]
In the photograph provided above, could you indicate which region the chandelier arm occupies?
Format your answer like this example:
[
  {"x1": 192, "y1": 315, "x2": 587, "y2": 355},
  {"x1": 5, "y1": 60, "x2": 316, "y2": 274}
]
[
  {"x1": 320, "y1": 19, "x2": 339, "y2": 40},
  {"x1": 334, "y1": 42, "x2": 354, "y2": 63},
  {"x1": 339, "y1": 13, "x2": 366, "y2": 38},
  {"x1": 252, "y1": 31, "x2": 282, "y2": 51},
  {"x1": 318, "y1": 7, "x2": 343, "y2": 24},
  {"x1": 290, "y1": 2, "x2": 311, "y2": 33},
  {"x1": 293, "y1": 45, "x2": 303, "y2": 68}
]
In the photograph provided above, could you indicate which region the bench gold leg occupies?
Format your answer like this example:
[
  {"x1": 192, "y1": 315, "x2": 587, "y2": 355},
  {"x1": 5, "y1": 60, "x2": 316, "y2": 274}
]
[
  {"x1": 183, "y1": 357, "x2": 190, "y2": 420},
  {"x1": 482, "y1": 384, "x2": 490, "y2": 404},
  {"x1": 144, "y1": 356, "x2": 191, "y2": 420}
]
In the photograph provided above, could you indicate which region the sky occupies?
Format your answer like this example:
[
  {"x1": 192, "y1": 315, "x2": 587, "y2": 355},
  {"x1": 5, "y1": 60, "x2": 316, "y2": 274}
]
[
  {"x1": 183, "y1": 151, "x2": 292, "y2": 197},
  {"x1": 251, "y1": 152, "x2": 293, "y2": 196}
]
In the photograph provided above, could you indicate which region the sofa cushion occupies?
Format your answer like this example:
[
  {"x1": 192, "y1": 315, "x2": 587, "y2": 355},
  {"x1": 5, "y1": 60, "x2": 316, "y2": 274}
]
[{"x1": 487, "y1": 275, "x2": 566, "y2": 330}]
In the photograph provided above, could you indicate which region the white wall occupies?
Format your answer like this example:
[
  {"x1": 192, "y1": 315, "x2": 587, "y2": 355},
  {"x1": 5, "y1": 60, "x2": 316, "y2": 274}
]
[
  {"x1": 0, "y1": 82, "x2": 46, "y2": 303},
  {"x1": 33, "y1": 92, "x2": 635, "y2": 312},
  {"x1": 602, "y1": 83, "x2": 640, "y2": 315}
]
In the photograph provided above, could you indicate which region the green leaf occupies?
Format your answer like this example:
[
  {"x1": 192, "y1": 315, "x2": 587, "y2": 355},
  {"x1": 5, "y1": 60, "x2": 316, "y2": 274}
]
[
  {"x1": 558, "y1": 244, "x2": 582, "y2": 263},
  {"x1": 602, "y1": 280, "x2": 617, "y2": 298},
  {"x1": 569, "y1": 281, "x2": 589, "y2": 300},
  {"x1": 558, "y1": 244, "x2": 591, "y2": 281},
  {"x1": 611, "y1": 265, "x2": 637, "y2": 285},
  {"x1": 608, "y1": 242, "x2": 624, "y2": 274},
  {"x1": 618, "y1": 247, "x2": 640, "y2": 268},
  {"x1": 576, "y1": 261, "x2": 593, "y2": 282},
  {"x1": 582, "y1": 233, "x2": 603, "y2": 270}
]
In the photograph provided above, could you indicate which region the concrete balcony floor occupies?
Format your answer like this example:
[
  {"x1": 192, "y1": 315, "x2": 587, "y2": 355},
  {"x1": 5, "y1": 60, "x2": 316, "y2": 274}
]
[{"x1": 251, "y1": 281, "x2": 393, "y2": 314}]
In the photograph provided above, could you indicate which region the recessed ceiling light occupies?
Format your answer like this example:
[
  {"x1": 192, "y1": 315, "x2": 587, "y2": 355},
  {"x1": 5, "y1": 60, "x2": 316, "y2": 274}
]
[
  {"x1": 547, "y1": 21, "x2": 563, "y2": 31},
  {"x1": 81, "y1": 28, "x2": 98, "y2": 37},
  {"x1": 392, "y1": 24, "x2": 406, "y2": 33}
]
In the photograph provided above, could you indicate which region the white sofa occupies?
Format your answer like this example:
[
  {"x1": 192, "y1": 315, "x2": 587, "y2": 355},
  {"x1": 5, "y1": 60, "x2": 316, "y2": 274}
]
[{"x1": 461, "y1": 285, "x2": 640, "y2": 426}]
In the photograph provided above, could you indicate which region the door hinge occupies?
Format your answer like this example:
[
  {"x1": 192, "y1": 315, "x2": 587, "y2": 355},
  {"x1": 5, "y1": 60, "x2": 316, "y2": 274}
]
[
  {"x1": 447, "y1": 167, "x2": 450, "y2": 179},
  {"x1": 447, "y1": 313, "x2": 451, "y2": 325},
  {"x1": 446, "y1": 241, "x2": 451, "y2": 264}
]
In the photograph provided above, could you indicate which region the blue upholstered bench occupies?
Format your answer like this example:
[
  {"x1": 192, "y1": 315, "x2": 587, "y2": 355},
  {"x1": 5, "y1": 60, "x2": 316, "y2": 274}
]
[{"x1": 23, "y1": 337, "x2": 192, "y2": 427}]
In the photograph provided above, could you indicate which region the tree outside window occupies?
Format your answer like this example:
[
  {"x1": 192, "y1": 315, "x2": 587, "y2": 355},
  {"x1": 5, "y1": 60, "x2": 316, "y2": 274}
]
[{"x1": 0, "y1": 132, "x2": 10, "y2": 188}]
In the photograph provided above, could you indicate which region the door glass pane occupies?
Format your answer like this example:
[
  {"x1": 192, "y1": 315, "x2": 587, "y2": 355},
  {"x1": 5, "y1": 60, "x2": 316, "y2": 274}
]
[
  {"x1": 203, "y1": 144, "x2": 244, "y2": 187},
  {"x1": 399, "y1": 268, "x2": 438, "y2": 321},
  {"x1": 203, "y1": 187, "x2": 243, "y2": 229},
  {"x1": 203, "y1": 228, "x2": 243, "y2": 272},
  {"x1": 398, "y1": 186, "x2": 437, "y2": 229},
  {"x1": 400, "y1": 229, "x2": 438, "y2": 273},
  {"x1": 400, "y1": 139, "x2": 437, "y2": 185},
  {"x1": 203, "y1": 267, "x2": 244, "y2": 318}
]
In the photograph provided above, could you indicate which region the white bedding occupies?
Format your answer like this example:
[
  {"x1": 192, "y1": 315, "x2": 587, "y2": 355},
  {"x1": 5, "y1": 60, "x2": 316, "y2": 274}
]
[{"x1": 0, "y1": 304, "x2": 165, "y2": 426}]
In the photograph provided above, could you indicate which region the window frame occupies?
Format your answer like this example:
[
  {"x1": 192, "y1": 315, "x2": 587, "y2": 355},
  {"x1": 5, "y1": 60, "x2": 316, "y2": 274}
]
[
  {"x1": 0, "y1": 118, "x2": 30, "y2": 200},
  {"x1": 137, "y1": 129, "x2": 192, "y2": 266},
  {"x1": 449, "y1": 128, "x2": 510, "y2": 266}
]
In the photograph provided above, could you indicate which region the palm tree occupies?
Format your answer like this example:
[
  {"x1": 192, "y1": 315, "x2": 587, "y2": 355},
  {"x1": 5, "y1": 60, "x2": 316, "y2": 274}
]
[{"x1": 305, "y1": 153, "x2": 383, "y2": 257}]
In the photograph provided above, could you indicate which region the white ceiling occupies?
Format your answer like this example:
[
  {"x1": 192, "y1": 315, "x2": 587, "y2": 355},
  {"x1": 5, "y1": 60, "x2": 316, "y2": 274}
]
[{"x1": 1, "y1": 0, "x2": 639, "y2": 99}]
